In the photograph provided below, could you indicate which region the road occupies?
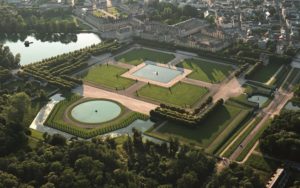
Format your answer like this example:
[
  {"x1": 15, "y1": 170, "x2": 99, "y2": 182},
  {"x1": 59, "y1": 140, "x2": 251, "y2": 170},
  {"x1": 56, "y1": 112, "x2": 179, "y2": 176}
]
[
  {"x1": 229, "y1": 90, "x2": 293, "y2": 160},
  {"x1": 229, "y1": 68, "x2": 296, "y2": 161}
]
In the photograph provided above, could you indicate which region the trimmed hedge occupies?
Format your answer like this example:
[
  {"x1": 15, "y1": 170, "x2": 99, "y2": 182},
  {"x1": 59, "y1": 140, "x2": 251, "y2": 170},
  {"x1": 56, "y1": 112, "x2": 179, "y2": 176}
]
[
  {"x1": 234, "y1": 63, "x2": 249, "y2": 77},
  {"x1": 150, "y1": 99, "x2": 224, "y2": 127}
]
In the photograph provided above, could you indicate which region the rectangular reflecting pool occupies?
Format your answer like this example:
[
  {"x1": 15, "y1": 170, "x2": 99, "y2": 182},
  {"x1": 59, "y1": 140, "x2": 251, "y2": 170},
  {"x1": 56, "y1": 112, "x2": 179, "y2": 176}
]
[{"x1": 132, "y1": 64, "x2": 183, "y2": 83}]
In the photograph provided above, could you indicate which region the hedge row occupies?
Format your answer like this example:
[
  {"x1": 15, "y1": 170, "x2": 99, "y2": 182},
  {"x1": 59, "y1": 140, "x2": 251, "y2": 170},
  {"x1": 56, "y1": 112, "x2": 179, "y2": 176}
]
[
  {"x1": 150, "y1": 99, "x2": 224, "y2": 127},
  {"x1": 234, "y1": 63, "x2": 249, "y2": 77},
  {"x1": 193, "y1": 96, "x2": 213, "y2": 115},
  {"x1": 22, "y1": 41, "x2": 123, "y2": 91}
]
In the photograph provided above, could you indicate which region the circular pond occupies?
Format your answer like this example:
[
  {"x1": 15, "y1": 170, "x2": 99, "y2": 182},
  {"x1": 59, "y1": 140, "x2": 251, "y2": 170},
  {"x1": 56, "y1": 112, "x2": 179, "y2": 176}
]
[{"x1": 71, "y1": 100, "x2": 122, "y2": 124}]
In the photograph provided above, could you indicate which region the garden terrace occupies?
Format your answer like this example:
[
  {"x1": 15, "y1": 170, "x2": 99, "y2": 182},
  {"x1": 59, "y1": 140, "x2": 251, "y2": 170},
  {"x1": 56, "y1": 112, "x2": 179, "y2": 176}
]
[
  {"x1": 115, "y1": 48, "x2": 175, "y2": 65},
  {"x1": 178, "y1": 59, "x2": 234, "y2": 83},
  {"x1": 81, "y1": 64, "x2": 135, "y2": 90},
  {"x1": 44, "y1": 95, "x2": 148, "y2": 139},
  {"x1": 137, "y1": 82, "x2": 208, "y2": 107},
  {"x1": 22, "y1": 41, "x2": 121, "y2": 90}
]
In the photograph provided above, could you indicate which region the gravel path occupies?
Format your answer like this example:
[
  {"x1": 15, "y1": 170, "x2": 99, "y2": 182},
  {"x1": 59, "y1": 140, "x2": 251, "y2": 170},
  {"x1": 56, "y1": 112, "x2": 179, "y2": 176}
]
[{"x1": 82, "y1": 84, "x2": 158, "y2": 115}]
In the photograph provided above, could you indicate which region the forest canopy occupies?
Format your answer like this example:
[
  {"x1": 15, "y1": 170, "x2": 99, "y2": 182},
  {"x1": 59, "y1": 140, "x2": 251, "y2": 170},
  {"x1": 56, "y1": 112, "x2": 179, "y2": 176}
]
[{"x1": 260, "y1": 111, "x2": 300, "y2": 162}]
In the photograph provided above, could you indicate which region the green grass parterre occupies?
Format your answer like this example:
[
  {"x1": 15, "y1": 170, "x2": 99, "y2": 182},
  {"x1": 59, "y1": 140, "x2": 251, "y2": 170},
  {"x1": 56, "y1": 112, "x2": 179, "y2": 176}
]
[
  {"x1": 82, "y1": 64, "x2": 135, "y2": 90},
  {"x1": 179, "y1": 59, "x2": 233, "y2": 83},
  {"x1": 206, "y1": 109, "x2": 251, "y2": 154},
  {"x1": 148, "y1": 103, "x2": 245, "y2": 148},
  {"x1": 137, "y1": 82, "x2": 208, "y2": 107}
]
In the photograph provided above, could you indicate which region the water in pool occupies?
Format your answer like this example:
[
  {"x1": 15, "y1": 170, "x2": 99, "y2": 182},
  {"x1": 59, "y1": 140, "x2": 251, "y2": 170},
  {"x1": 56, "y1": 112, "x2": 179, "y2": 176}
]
[
  {"x1": 284, "y1": 101, "x2": 300, "y2": 111},
  {"x1": 248, "y1": 95, "x2": 269, "y2": 107},
  {"x1": 71, "y1": 100, "x2": 121, "y2": 124},
  {"x1": 132, "y1": 64, "x2": 182, "y2": 83}
]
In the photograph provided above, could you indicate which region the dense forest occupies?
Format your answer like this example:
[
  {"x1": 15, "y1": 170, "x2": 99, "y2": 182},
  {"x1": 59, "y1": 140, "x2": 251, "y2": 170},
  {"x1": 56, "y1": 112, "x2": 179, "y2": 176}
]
[
  {"x1": 0, "y1": 91, "x2": 264, "y2": 187},
  {"x1": 0, "y1": 5, "x2": 78, "y2": 33},
  {"x1": 260, "y1": 111, "x2": 300, "y2": 162}
]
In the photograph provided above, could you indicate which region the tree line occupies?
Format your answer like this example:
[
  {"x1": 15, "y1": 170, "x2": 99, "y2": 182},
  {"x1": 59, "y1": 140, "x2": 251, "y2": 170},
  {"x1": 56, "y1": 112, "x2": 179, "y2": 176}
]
[{"x1": 0, "y1": 5, "x2": 79, "y2": 33}]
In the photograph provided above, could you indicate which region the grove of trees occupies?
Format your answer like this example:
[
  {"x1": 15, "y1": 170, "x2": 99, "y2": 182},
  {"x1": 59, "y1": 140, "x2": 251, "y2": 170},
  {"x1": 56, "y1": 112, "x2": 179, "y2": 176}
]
[
  {"x1": 0, "y1": 5, "x2": 78, "y2": 34},
  {"x1": 147, "y1": 3, "x2": 200, "y2": 25},
  {"x1": 0, "y1": 44, "x2": 20, "y2": 69},
  {"x1": 260, "y1": 111, "x2": 300, "y2": 162}
]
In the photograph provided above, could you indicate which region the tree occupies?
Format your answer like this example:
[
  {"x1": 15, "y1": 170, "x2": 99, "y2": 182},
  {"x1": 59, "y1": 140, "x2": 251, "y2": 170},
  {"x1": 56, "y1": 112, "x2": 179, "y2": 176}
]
[
  {"x1": 177, "y1": 171, "x2": 199, "y2": 188},
  {"x1": 0, "y1": 171, "x2": 19, "y2": 188},
  {"x1": 47, "y1": 134, "x2": 66, "y2": 146},
  {"x1": 4, "y1": 92, "x2": 30, "y2": 123},
  {"x1": 207, "y1": 163, "x2": 263, "y2": 188}
]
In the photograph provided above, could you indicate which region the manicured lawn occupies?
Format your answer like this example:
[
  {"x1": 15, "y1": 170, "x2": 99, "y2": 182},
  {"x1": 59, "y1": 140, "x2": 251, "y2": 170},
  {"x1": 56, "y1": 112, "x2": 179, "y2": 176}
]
[
  {"x1": 151, "y1": 104, "x2": 243, "y2": 147},
  {"x1": 179, "y1": 59, "x2": 233, "y2": 83},
  {"x1": 137, "y1": 82, "x2": 208, "y2": 107},
  {"x1": 247, "y1": 63, "x2": 282, "y2": 83},
  {"x1": 206, "y1": 109, "x2": 251, "y2": 154},
  {"x1": 82, "y1": 64, "x2": 135, "y2": 90},
  {"x1": 115, "y1": 48, "x2": 175, "y2": 65}
]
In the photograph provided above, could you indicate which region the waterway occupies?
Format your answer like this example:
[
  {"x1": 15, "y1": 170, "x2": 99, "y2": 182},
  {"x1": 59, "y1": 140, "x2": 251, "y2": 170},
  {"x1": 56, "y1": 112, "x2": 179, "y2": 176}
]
[{"x1": 1, "y1": 33, "x2": 101, "y2": 65}]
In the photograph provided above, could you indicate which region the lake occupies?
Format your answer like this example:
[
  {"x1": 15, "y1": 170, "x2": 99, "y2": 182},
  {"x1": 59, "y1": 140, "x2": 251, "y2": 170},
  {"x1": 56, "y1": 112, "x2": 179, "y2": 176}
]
[{"x1": 1, "y1": 33, "x2": 101, "y2": 65}]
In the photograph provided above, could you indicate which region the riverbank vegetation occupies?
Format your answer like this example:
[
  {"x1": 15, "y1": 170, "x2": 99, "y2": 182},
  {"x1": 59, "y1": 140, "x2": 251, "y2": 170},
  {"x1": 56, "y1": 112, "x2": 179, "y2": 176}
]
[
  {"x1": 0, "y1": 5, "x2": 84, "y2": 33},
  {"x1": 0, "y1": 44, "x2": 20, "y2": 69}
]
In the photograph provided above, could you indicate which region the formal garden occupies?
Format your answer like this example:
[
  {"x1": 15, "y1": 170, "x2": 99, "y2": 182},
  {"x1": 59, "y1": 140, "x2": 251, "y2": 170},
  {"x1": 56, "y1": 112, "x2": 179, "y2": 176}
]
[
  {"x1": 137, "y1": 82, "x2": 208, "y2": 107},
  {"x1": 81, "y1": 64, "x2": 135, "y2": 90},
  {"x1": 146, "y1": 100, "x2": 253, "y2": 154}
]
